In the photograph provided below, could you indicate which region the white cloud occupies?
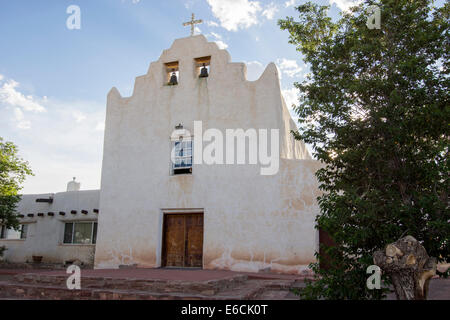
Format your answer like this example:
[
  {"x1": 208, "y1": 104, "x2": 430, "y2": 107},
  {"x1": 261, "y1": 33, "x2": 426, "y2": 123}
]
[
  {"x1": 282, "y1": 87, "x2": 301, "y2": 127},
  {"x1": 262, "y1": 2, "x2": 278, "y2": 20},
  {"x1": 0, "y1": 78, "x2": 46, "y2": 113},
  {"x1": 95, "y1": 122, "x2": 105, "y2": 131},
  {"x1": 285, "y1": 0, "x2": 298, "y2": 7},
  {"x1": 13, "y1": 108, "x2": 31, "y2": 130},
  {"x1": 281, "y1": 87, "x2": 299, "y2": 110},
  {"x1": 245, "y1": 61, "x2": 265, "y2": 81},
  {"x1": 206, "y1": 32, "x2": 229, "y2": 49},
  {"x1": 184, "y1": 0, "x2": 194, "y2": 9},
  {"x1": 329, "y1": 0, "x2": 362, "y2": 12},
  {"x1": 215, "y1": 40, "x2": 228, "y2": 49},
  {"x1": 0, "y1": 75, "x2": 47, "y2": 129},
  {"x1": 206, "y1": 21, "x2": 220, "y2": 27},
  {"x1": 210, "y1": 32, "x2": 222, "y2": 39},
  {"x1": 0, "y1": 74, "x2": 106, "y2": 193},
  {"x1": 194, "y1": 26, "x2": 202, "y2": 35},
  {"x1": 72, "y1": 110, "x2": 87, "y2": 123},
  {"x1": 206, "y1": 0, "x2": 262, "y2": 31},
  {"x1": 276, "y1": 58, "x2": 303, "y2": 78},
  {"x1": 0, "y1": 96, "x2": 106, "y2": 194}
]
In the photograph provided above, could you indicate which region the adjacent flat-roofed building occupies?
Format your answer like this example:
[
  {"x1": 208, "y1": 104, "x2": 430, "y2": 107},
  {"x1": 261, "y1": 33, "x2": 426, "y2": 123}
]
[{"x1": 0, "y1": 183, "x2": 99, "y2": 265}]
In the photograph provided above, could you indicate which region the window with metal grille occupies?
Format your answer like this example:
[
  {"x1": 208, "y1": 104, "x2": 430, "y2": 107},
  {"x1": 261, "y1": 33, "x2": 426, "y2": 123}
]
[{"x1": 172, "y1": 140, "x2": 192, "y2": 175}]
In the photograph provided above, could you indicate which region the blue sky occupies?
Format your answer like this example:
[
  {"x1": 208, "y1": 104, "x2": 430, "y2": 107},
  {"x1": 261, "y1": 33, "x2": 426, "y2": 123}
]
[{"x1": 0, "y1": 0, "x2": 360, "y2": 194}]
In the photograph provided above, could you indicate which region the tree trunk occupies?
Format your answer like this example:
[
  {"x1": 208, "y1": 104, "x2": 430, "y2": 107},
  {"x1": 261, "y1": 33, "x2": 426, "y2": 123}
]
[{"x1": 373, "y1": 235, "x2": 436, "y2": 300}]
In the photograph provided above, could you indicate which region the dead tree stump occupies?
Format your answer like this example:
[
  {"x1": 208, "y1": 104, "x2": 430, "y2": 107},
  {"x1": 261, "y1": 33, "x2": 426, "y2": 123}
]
[{"x1": 373, "y1": 235, "x2": 437, "y2": 300}]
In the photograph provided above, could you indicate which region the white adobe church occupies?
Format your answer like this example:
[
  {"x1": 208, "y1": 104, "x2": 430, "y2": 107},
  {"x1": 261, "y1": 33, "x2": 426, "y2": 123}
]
[{"x1": 1, "y1": 33, "x2": 322, "y2": 275}]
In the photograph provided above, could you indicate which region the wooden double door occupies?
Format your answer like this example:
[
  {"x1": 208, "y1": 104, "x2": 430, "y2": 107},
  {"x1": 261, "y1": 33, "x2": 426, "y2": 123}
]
[{"x1": 162, "y1": 213, "x2": 204, "y2": 268}]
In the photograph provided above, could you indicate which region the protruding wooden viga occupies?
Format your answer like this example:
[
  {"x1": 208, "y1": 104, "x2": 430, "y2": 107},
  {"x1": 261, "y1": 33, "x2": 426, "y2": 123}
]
[{"x1": 373, "y1": 235, "x2": 437, "y2": 300}]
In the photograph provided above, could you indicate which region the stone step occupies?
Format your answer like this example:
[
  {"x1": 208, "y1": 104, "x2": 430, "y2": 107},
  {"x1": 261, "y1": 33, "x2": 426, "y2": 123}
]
[
  {"x1": 256, "y1": 290, "x2": 299, "y2": 300},
  {"x1": 213, "y1": 279, "x2": 299, "y2": 300},
  {"x1": 13, "y1": 273, "x2": 248, "y2": 295},
  {"x1": 0, "y1": 280, "x2": 266, "y2": 300},
  {"x1": 1, "y1": 273, "x2": 305, "y2": 300}
]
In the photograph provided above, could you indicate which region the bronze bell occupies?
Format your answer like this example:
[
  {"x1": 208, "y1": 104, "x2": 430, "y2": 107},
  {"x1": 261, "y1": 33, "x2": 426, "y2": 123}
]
[
  {"x1": 199, "y1": 63, "x2": 209, "y2": 78},
  {"x1": 169, "y1": 69, "x2": 178, "y2": 85}
]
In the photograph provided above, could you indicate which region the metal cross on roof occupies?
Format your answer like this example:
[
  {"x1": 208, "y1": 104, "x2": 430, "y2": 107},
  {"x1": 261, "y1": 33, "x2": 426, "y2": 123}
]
[{"x1": 183, "y1": 13, "x2": 203, "y2": 36}]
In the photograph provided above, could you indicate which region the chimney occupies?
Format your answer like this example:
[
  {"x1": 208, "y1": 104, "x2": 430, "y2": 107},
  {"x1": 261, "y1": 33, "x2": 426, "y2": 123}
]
[{"x1": 67, "y1": 177, "x2": 81, "y2": 192}]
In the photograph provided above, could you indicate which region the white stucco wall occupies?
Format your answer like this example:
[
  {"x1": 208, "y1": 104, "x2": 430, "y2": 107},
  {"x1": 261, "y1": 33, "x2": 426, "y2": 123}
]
[
  {"x1": 94, "y1": 35, "x2": 321, "y2": 274},
  {"x1": 0, "y1": 190, "x2": 99, "y2": 265}
]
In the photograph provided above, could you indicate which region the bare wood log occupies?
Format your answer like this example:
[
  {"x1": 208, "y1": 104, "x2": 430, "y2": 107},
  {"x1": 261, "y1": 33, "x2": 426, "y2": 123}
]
[
  {"x1": 386, "y1": 244, "x2": 403, "y2": 257},
  {"x1": 373, "y1": 235, "x2": 436, "y2": 300}
]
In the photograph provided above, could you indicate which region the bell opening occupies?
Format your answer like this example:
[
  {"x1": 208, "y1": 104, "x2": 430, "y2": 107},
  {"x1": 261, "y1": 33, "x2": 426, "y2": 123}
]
[
  {"x1": 165, "y1": 61, "x2": 179, "y2": 86},
  {"x1": 195, "y1": 56, "x2": 211, "y2": 78}
]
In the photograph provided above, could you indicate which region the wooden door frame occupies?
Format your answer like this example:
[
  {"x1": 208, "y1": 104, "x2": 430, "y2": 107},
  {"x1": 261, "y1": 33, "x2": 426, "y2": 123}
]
[{"x1": 160, "y1": 210, "x2": 204, "y2": 269}]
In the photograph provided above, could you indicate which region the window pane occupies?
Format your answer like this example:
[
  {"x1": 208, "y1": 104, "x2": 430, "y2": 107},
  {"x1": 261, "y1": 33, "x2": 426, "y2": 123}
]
[
  {"x1": 172, "y1": 140, "x2": 193, "y2": 172},
  {"x1": 6, "y1": 228, "x2": 21, "y2": 240},
  {"x1": 63, "y1": 223, "x2": 73, "y2": 244},
  {"x1": 20, "y1": 224, "x2": 28, "y2": 239},
  {"x1": 73, "y1": 223, "x2": 93, "y2": 244},
  {"x1": 184, "y1": 141, "x2": 192, "y2": 149},
  {"x1": 92, "y1": 223, "x2": 98, "y2": 244}
]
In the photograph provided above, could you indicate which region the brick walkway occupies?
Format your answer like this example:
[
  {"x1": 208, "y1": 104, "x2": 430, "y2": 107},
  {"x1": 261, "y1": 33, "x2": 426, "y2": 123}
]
[
  {"x1": 0, "y1": 268, "x2": 308, "y2": 300},
  {"x1": 0, "y1": 268, "x2": 448, "y2": 300},
  {"x1": 0, "y1": 267, "x2": 306, "y2": 281}
]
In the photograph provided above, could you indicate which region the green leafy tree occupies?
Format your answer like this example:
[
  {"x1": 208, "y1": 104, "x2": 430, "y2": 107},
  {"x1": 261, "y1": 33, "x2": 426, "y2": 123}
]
[
  {"x1": 279, "y1": 0, "x2": 449, "y2": 299},
  {"x1": 0, "y1": 137, "x2": 33, "y2": 231}
]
